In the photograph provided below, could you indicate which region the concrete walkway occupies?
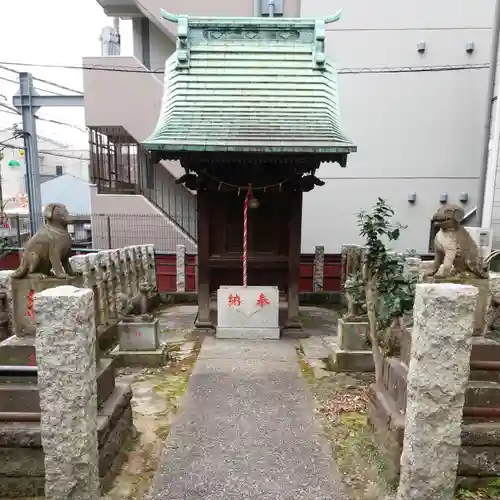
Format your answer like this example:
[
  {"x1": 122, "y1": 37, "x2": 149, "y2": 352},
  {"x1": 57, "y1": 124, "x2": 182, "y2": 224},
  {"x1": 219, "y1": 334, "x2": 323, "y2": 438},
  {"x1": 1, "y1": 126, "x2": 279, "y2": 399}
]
[{"x1": 148, "y1": 338, "x2": 350, "y2": 500}]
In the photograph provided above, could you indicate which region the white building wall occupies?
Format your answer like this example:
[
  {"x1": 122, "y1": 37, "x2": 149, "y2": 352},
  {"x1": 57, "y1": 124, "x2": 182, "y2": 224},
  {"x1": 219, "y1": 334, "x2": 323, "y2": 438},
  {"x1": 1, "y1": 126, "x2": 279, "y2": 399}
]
[
  {"x1": 131, "y1": 17, "x2": 175, "y2": 74},
  {"x1": 299, "y1": 0, "x2": 495, "y2": 253},
  {"x1": 0, "y1": 134, "x2": 90, "y2": 202},
  {"x1": 39, "y1": 149, "x2": 90, "y2": 181}
]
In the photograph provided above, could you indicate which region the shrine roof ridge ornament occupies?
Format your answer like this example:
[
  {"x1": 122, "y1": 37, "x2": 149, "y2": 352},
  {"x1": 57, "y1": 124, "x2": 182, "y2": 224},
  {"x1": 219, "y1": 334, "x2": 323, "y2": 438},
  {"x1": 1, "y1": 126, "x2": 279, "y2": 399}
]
[{"x1": 159, "y1": 8, "x2": 343, "y2": 26}]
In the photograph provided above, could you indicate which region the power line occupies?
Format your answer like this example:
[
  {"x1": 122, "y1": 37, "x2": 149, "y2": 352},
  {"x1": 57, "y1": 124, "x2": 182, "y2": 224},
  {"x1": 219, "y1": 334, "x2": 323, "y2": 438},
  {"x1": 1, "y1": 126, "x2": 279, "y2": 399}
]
[
  {"x1": 0, "y1": 142, "x2": 89, "y2": 161},
  {"x1": 0, "y1": 102, "x2": 18, "y2": 115},
  {"x1": 0, "y1": 98, "x2": 85, "y2": 131},
  {"x1": 31, "y1": 76, "x2": 83, "y2": 96},
  {"x1": 0, "y1": 107, "x2": 18, "y2": 117},
  {"x1": 0, "y1": 64, "x2": 83, "y2": 95},
  {"x1": 0, "y1": 75, "x2": 64, "y2": 96},
  {"x1": 0, "y1": 134, "x2": 21, "y2": 152},
  {"x1": 0, "y1": 59, "x2": 491, "y2": 75}
]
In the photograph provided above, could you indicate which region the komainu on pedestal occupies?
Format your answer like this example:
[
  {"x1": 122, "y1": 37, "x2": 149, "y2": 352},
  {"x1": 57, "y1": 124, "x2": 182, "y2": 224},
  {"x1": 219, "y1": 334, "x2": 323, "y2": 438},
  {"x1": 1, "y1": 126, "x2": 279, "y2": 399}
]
[{"x1": 11, "y1": 202, "x2": 80, "y2": 280}]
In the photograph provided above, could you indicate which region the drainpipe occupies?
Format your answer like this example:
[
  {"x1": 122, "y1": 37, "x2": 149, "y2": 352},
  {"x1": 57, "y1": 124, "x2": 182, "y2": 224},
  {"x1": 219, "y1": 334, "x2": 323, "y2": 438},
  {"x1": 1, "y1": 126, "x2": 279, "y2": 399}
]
[
  {"x1": 477, "y1": 0, "x2": 500, "y2": 227},
  {"x1": 482, "y1": 95, "x2": 500, "y2": 229},
  {"x1": 269, "y1": 0, "x2": 275, "y2": 17},
  {"x1": 253, "y1": 0, "x2": 260, "y2": 16}
]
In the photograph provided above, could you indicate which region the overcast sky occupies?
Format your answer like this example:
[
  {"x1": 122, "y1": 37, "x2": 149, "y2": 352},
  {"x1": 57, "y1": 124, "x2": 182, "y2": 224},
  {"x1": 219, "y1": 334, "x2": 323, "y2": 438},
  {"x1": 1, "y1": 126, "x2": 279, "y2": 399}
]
[{"x1": 0, "y1": 0, "x2": 132, "y2": 149}]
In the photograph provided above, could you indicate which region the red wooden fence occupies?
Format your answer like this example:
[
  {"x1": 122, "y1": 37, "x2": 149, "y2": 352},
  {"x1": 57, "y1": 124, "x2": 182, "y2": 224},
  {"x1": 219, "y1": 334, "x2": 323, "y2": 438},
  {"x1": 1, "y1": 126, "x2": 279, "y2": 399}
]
[{"x1": 0, "y1": 251, "x2": 342, "y2": 294}]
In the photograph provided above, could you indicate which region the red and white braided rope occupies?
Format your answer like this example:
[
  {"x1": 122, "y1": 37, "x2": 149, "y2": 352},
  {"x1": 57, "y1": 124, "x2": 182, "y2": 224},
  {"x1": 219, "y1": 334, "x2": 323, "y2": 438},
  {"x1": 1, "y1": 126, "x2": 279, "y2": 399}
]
[{"x1": 243, "y1": 185, "x2": 252, "y2": 287}]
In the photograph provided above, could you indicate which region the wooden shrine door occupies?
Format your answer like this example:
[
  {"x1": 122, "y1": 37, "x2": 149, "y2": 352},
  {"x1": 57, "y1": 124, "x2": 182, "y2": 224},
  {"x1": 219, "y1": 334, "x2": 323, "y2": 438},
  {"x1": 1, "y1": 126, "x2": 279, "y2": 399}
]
[{"x1": 207, "y1": 191, "x2": 291, "y2": 292}]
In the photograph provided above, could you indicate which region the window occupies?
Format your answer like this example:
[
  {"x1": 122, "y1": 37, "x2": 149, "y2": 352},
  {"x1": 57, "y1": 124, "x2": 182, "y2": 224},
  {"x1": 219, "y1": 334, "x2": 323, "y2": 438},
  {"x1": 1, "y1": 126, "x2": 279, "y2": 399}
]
[
  {"x1": 260, "y1": 0, "x2": 284, "y2": 16},
  {"x1": 55, "y1": 165, "x2": 63, "y2": 176}
]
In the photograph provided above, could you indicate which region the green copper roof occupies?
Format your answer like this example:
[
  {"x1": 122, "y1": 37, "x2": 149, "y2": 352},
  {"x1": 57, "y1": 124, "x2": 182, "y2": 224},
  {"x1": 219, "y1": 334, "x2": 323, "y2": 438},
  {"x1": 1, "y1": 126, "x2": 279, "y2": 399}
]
[{"x1": 143, "y1": 11, "x2": 356, "y2": 157}]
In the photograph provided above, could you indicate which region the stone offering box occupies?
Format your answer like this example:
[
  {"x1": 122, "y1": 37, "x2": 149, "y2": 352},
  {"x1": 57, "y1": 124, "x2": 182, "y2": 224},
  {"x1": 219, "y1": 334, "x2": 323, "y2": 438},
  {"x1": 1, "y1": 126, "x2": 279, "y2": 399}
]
[
  {"x1": 216, "y1": 285, "x2": 280, "y2": 340},
  {"x1": 325, "y1": 318, "x2": 374, "y2": 372}
]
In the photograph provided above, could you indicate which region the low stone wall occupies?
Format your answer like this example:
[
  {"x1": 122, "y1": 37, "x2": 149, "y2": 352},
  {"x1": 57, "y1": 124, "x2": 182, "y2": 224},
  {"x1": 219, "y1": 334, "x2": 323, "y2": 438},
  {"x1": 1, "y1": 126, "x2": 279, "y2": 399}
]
[{"x1": 69, "y1": 244, "x2": 159, "y2": 346}]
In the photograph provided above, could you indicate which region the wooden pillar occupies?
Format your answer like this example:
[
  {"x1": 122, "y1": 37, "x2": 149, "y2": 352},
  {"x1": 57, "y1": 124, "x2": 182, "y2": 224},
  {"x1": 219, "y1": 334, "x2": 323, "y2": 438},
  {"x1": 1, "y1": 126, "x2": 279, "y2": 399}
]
[
  {"x1": 286, "y1": 190, "x2": 302, "y2": 330},
  {"x1": 195, "y1": 189, "x2": 213, "y2": 331}
]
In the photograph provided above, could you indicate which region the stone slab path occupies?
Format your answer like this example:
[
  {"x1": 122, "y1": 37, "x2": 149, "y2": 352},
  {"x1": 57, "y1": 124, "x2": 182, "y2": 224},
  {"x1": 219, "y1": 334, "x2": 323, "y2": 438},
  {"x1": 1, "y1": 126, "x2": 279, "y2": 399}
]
[{"x1": 147, "y1": 338, "x2": 350, "y2": 500}]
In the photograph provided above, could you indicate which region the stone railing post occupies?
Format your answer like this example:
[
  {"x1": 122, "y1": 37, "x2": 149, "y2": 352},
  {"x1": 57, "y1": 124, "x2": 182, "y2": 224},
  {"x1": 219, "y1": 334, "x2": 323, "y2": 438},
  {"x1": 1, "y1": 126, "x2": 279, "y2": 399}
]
[
  {"x1": 146, "y1": 244, "x2": 158, "y2": 292},
  {"x1": 35, "y1": 285, "x2": 99, "y2": 499},
  {"x1": 139, "y1": 245, "x2": 149, "y2": 286},
  {"x1": 0, "y1": 270, "x2": 14, "y2": 340},
  {"x1": 176, "y1": 244, "x2": 186, "y2": 292},
  {"x1": 397, "y1": 283, "x2": 477, "y2": 500},
  {"x1": 312, "y1": 245, "x2": 324, "y2": 292},
  {"x1": 125, "y1": 247, "x2": 138, "y2": 296}
]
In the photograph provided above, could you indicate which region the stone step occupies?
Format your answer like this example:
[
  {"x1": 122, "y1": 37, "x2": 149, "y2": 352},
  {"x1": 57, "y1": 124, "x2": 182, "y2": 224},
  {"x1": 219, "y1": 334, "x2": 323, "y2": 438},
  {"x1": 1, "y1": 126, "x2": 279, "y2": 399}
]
[
  {"x1": 368, "y1": 385, "x2": 500, "y2": 483},
  {"x1": 0, "y1": 358, "x2": 115, "y2": 415},
  {"x1": 471, "y1": 337, "x2": 500, "y2": 363},
  {"x1": 466, "y1": 381, "x2": 500, "y2": 408},
  {"x1": 470, "y1": 369, "x2": 500, "y2": 382},
  {"x1": 0, "y1": 383, "x2": 133, "y2": 498},
  {"x1": 383, "y1": 357, "x2": 500, "y2": 414}
]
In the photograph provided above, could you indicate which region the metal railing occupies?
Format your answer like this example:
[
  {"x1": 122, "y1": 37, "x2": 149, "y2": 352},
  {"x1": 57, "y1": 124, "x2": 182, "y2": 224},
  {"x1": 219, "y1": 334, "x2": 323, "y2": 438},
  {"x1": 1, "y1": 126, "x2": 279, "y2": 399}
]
[
  {"x1": 88, "y1": 127, "x2": 197, "y2": 242},
  {"x1": 1, "y1": 212, "x2": 196, "y2": 252}
]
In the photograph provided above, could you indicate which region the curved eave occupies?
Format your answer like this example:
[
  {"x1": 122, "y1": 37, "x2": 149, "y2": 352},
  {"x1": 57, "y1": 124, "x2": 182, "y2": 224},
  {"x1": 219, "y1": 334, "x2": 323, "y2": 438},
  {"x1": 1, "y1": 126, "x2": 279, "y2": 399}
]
[
  {"x1": 144, "y1": 142, "x2": 356, "y2": 154},
  {"x1": 148, "y1": 147, "x2": 356, "y2": 168}
]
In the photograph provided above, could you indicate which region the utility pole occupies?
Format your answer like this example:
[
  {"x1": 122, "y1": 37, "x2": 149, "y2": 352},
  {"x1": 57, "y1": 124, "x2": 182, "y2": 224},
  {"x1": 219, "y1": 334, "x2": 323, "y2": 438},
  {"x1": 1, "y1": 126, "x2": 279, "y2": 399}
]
[
  {"x1": 16, "y1": 73, "x2": 43, "y2": 233},
  {"x1": 12, "y1": 72, "x2": 84, "y2": 234}
]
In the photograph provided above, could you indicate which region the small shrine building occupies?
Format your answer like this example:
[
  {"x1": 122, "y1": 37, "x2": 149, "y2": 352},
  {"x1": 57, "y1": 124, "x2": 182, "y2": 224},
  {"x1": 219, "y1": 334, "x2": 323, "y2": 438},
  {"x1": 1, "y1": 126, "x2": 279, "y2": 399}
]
[{"x1": 143, "y1": 10, "x2": 356, "y2": 332}]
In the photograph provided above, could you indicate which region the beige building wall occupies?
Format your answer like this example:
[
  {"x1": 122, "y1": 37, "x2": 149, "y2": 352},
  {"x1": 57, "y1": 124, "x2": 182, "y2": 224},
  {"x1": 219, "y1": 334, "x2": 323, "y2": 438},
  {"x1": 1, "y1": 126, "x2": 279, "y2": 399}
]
[{"x1": 90, "y1": 184, "x2": 197, "y2": 252}]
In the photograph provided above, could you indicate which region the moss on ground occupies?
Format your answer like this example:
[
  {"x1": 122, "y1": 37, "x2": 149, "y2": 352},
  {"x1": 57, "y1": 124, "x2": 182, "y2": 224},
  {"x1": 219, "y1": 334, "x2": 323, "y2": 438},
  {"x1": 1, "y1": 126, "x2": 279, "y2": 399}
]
[
  {"x1": 298, "y1": 352, "x2": 500, "y2": 500},
  {"x1": 297, "y1": 351, "x2": 392, "y2": 499},
  {"x1": 102, "y1": 340, "x2": 202, "y2": 500},
  {"x1": 455, "y1": 479, "x2": 500, "y2": 499}
]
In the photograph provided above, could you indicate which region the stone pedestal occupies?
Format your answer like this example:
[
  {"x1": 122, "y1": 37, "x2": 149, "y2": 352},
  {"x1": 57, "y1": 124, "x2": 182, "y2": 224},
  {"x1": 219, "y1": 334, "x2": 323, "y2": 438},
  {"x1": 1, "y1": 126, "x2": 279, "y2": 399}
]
[
  {"x1": 339, "y1": 318, "x2": 370, "y2": 350},
  {"x1": 420, "y1": 275, "x2": 488, "y2": 335},
  {"x1": 35, "y1": 286, "x2": 100, "y2": 499},
  {"x1": 326, "y1": 318, "x2": 374, "y2": 372},
  {"x1": 118, "y1": 319, "x2": 159, "y2": 351},
  {"x1": 11, "y1": 275, "x2": 82, "y2": 337},
  {"x1": 111, "y1": 319, "x2": 166, "y2": 367},
  {"x1": 216, "y1": 286, "x2": 280, "y2": 340}
]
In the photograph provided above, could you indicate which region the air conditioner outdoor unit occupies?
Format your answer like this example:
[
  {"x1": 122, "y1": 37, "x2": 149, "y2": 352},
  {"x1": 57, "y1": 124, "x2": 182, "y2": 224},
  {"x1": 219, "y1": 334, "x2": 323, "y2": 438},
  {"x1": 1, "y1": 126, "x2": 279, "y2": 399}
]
[{"x1": 464, "y1": 226, "x2": 493, "y2": 260}]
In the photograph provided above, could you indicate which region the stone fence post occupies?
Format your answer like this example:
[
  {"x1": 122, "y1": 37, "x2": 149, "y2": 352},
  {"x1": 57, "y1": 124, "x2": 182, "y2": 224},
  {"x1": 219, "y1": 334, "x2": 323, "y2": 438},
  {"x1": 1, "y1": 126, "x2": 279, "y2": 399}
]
[
  {"x1": 397, "y1": 283, "x2": 477, "y2": 500},
  {"x1": 35, "y1": 286, "x2": 99, "y2": 500},
  {"x1": 0, "y1": 270, "x2": 14, "y2": 340},
  {"x1": 176, "y1": 244, "x2": 186, "y2": 292},
  {"x1": 313, "y1": 245, "x2": 324, "y2": 292}
]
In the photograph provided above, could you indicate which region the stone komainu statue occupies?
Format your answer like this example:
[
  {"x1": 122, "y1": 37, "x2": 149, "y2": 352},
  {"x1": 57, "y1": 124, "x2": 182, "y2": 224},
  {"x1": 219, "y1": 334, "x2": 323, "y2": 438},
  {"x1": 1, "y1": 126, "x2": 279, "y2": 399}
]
[
  {"x1": 426, "y1": 204, "x2": 488, "y2": 279},
  {"x1": 11, "y1": 203, "x2": 77, "y2": 280},
  {"x1": 117, "y1": 281, "x2": 153, "y2": 323}
]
